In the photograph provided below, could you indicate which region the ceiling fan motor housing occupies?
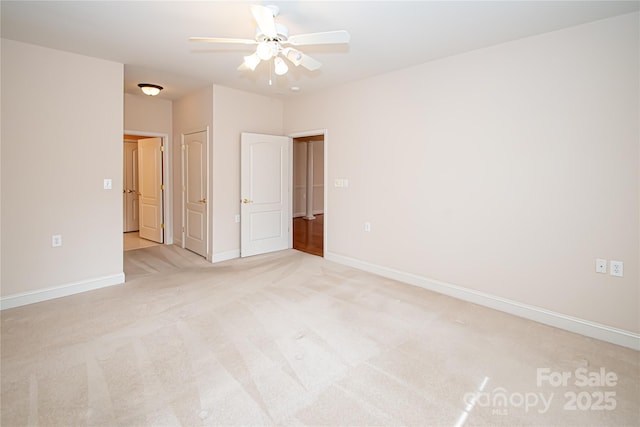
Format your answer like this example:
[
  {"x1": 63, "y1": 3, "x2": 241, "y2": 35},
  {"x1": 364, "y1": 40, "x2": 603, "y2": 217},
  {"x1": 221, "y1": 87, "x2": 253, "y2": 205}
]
[{"x1": 255, "y1": 23, "x2": 289, "y2": 43}]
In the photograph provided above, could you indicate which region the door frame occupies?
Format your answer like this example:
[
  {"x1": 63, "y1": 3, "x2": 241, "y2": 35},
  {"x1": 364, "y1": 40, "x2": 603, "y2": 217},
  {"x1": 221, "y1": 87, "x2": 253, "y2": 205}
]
[
  {"x1": 288, "y1": 129, "x2": 328, "y2": 257},
  {"x1": 123, "y1": 130, "x2": 172, "y2": 245},
  {"x1": 123, "y1": 139, "x2": 139, "y2": 232},
  {"x1": 181, "y1": 127, "x2": 210, "y2": 260}
]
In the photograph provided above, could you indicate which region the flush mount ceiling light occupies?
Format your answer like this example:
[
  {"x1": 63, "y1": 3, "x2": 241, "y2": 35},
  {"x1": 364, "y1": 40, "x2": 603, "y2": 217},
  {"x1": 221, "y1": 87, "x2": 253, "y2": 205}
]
[
  {"x1": 190, "y1": 4, "x2": 350, "y2": 83},
  {"x1": 138, "y1": 83, "x2": 163, "y2": 96}
]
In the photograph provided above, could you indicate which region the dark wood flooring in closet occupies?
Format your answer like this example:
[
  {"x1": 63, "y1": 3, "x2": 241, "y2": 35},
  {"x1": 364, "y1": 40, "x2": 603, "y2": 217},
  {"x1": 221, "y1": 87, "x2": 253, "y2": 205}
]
[{"x1": 293, "y1": 214, "x2": 324, "y2": 257}]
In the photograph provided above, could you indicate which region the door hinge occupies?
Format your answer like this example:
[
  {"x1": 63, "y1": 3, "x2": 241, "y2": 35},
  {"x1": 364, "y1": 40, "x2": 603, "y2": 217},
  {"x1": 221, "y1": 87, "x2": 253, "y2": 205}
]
[
  {"x1": 160, "y1": 146, "x2": 165, "y2": 152},
  {"x1": 182, "y1": 226, "x2": 185, "y2": 233},
  {"x1": 160, "y1": 184, "x2": 165, "y2": 190},
  {"x1": 181, "y1": 145, "x2": 186, "y2": 151},
  {"x1": 161, "y1": 223, "x2": 165, "y2": 229}
]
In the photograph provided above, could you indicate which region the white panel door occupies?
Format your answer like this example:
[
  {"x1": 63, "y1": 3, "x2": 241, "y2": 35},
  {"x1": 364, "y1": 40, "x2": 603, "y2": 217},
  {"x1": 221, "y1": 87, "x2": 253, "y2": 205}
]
[
  {"x1": 184, "y1": 131, "x2": 207, "y2": 257},
  {"x1": 241, "y1": 132, "x2": 291, "y2": 257},
  {"x1": 138, "y1": 137, "x2": 164, "y2": 243},
  {"x1": 123, "y1": 141, "x2": 139, "y2": 232}
]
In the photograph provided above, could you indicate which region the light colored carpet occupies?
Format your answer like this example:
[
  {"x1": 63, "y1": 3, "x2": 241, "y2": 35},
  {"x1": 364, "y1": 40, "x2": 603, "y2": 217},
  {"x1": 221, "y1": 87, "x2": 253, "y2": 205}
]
[{"x1": 1, "y1": 246, "x2": 638, "y2": 426}]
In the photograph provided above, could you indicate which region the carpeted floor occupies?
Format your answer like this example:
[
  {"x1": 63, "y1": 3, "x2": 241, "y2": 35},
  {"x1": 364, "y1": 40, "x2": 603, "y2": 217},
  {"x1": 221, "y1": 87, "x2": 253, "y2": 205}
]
[{"x1": 1, "y1": 246, "x2": 638, "y2": 426}]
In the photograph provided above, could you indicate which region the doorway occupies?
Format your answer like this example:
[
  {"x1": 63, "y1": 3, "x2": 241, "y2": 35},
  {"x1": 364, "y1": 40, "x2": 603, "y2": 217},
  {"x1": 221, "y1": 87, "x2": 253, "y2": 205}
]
[
  {"x1": 292, "y1": 134, "x2": 324, "y2": 257},
  {"x1": 123, "y1": 133, "x2": 166, "y2": 249}
]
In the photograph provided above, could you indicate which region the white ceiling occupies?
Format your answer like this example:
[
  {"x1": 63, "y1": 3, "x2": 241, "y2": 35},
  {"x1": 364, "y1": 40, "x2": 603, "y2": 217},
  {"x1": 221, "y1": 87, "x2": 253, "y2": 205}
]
[{"x1": 2, "y1": 1, "x2": 638, "y2": 100}]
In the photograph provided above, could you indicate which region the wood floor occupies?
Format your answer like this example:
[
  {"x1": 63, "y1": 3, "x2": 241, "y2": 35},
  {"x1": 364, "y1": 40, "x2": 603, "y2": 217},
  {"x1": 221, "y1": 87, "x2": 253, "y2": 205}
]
[{"x1": 293, "y1": 214, "x2": 323, "y2": 257}]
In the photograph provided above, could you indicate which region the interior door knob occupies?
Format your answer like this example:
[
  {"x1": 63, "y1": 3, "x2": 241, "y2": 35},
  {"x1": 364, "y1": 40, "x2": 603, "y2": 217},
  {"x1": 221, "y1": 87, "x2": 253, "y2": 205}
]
[
  {"x1": 242, "y1": 198, "x2": 253, "y2": 204},
  {"x1": 199, "y1": 198, "x2": 207, "y2": 203}
]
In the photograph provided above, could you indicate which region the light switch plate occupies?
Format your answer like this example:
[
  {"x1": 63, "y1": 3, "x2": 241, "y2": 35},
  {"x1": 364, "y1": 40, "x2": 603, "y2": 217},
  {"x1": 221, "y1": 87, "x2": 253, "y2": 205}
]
[
  {"x1": 595, "y1": 259, "x2": 607, "y2": 274},
  {"x1": 334, "y1": 178, "x2": 349, "y2": 188},
  {"x1": 103, "y1": 178, "x2": 113, "y2": 190}
]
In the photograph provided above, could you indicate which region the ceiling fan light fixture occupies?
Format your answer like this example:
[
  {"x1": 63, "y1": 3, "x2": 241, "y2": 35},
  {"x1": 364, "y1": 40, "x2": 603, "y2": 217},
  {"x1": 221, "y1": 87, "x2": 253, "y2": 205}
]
[
  {"x1": 256, "y1": 41, "x2": 276, "y2": 61},
  {"x1": 283, "y1": 47, "x2": 303, "y2": 66},
  {"x1": 243, "y1": 53, "x2": 261, "y2": 71},
  {"x1": 274, "y1": 56, "x2": 288, "y2": 76},
  {"x1": 189, "y1": 4, "x2": 350, "y2": 85},
  {"x1": 138, "y1": 83, "x2": 163, "y2": 96}
]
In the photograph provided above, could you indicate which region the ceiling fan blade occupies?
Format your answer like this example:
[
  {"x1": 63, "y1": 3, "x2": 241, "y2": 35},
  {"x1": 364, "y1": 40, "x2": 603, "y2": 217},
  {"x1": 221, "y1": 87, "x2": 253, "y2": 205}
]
[
  {"x1": 299, "y1": 53, "x2": 322, "y2": 71},
  {"x1": 189, "y1": 37, "x2": 257, "y2": 45},
  {"x1": 287, "y1": 30, "x2": 350, "y2": 46},
  {"x1": 250, "y1": 5, "x2": 277, "y2": 39}
]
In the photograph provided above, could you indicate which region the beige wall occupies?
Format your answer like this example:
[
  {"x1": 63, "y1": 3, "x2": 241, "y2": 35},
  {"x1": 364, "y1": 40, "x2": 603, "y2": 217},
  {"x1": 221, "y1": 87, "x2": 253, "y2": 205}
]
[
  {"x1": 284, "y1": 13, "x2": 639, "y2": 333},
  {"x1": 124, "y1": 93, "x2": 172, "y2": 135},
  {"x1": 1, "y1": 39, "x2": 124, "y2": 299},
  {"x1": 211, "y1": 85, "x2": 283, "y2": 260}
]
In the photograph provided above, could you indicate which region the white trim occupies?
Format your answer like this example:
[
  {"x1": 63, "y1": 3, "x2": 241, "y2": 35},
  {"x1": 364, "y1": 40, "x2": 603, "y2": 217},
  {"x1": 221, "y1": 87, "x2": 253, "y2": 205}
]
[
  {"x1": 325, "y1": 252, "x2": 640, "y2": 351},
  {"x1": 293, "y1": 210, "x2": 324, "y2": 218},
  {"x1": 0, "y1": 273, "x2": 125, "y2": 310},
  {"x1": 289, "y1": 137, "x2": 294, "y2": 249},
  {"x1": 212, "y1": 249, "x2": 240, "y2": 263},
  {"x1": 124, "y1": 130, "x2": 172, "y2": 245}
]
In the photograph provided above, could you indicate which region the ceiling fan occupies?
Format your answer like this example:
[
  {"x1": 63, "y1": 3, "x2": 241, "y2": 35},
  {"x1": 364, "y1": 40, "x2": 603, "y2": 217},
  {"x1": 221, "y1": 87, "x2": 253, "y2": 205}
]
[{"x1": 189, "y1": 4, "x2": 350, "y2": 78}]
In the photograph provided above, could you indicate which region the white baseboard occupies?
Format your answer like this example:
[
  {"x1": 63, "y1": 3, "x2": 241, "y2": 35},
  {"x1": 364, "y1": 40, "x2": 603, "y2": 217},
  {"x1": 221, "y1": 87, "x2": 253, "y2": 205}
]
[
  {"x1": 293, "y1": 211, "x2": 324, "y2": 218},
  {"x1": 0, "y1": 273, "x2": 125, "y2": 310},
  {"x1": 212, "y1": 249, "x2": 240, "y2": 263},
  {"x1": 325, "y1": 252, "x2": 640, "y2": 351}
]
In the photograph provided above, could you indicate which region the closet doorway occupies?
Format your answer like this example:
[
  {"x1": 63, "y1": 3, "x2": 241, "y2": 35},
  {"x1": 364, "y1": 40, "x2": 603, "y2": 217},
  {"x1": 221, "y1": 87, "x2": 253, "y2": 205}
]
[{"x1": 292, "y1": 135, "x2": 324, "y2": 257}]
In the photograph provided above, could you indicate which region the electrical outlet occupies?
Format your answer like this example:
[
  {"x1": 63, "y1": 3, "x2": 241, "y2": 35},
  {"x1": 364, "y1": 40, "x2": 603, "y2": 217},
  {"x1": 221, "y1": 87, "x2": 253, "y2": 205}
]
[
  {"x1": 52, "y1": 234, "x2": 62, "y2": 247},
  {"x1": 595, "y1": 259, "x2": 607, "y2": 274},
  {"x1": 610, "y1": 260, "x2": 623, "y2": 277}
]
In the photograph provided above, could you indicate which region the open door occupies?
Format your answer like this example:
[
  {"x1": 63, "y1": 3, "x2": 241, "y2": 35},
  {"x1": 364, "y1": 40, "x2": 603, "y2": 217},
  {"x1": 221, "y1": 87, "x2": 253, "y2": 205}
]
[
  {"x1": 183, "y1": 131, "x2": 207, "y2": 257},
  {"x1": 138, "y1": 137, "x2": 164, "y2": 243},
  {"x1": 240, "y1": 132, "x2": 291, "y2": 257}
]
